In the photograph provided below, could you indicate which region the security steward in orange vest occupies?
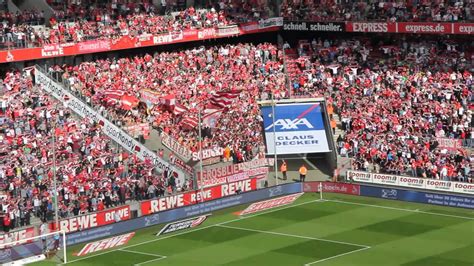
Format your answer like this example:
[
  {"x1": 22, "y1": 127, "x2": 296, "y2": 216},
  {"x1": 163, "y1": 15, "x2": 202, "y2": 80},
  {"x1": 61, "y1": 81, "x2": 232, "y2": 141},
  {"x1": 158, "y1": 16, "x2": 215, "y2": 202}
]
[
  {"x1": 299, "y1": 164, "x2": 307, "y2": 182},
  {"x1": 280, "y1": 160, "x2": 287, "y2": 180}
]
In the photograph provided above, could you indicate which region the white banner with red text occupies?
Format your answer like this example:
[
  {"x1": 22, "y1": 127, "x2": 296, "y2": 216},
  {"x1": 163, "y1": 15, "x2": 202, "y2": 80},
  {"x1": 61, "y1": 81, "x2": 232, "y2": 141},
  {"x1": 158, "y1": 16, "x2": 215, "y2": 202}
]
[
  {"x1": 347, "y1": 170, "x2": 474, "y2": 195},
  {"x1": 196, "y1": 158, "x2": 274, "y2": 188}
]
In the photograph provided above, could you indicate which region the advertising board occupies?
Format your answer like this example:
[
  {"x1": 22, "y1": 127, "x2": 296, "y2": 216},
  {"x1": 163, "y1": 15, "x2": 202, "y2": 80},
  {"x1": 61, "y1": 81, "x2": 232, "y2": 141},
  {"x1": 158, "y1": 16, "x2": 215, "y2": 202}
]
[
  {"x1": 196, "y1": 158, "x2": 272, "y2": 188},
  {"x1": 75, "y1": 232, "x2": 135, "y2": 256},
  {"x1": 260, "y1": 102, "x2": 330, "y2": 155},
  {"x1": 65, "y1": 182, "x2": 302, "y2": 245},
  {"x1": 239, "y1": 192, "x2": 304, "y2": 215},
  {"x1": 302, "y1": 182, "x2": 360, "y2": 195},
  {"x1": 283, "y1": 21, "x2": 345, "y2": 32},
  {"x1": 348, "y1": 170, "x2": 474, "y2": 195},
  {"x1": 50, "y1": 205, "x2": 131, "y2": 233},
  {"x1": 360, "y1": 185, "x2": 474, "y2": 209},
  {"x1": 157, "y1": 215, "x2": 210, "y2": 235},
  {"x1": 140, "y1": 179, "x2": 258, "y2": 215}
]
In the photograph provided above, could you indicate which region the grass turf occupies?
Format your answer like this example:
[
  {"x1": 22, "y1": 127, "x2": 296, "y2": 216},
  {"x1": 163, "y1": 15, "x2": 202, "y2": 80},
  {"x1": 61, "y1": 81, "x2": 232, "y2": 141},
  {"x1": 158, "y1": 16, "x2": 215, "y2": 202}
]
[{"x1": 35, "y1": 193, "x2": 474, "y2": 266}]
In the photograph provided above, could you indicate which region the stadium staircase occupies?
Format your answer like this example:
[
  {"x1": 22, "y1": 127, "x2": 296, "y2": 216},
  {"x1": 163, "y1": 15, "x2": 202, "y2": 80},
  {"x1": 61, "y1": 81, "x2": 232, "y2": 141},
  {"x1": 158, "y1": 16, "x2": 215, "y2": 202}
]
[{"x1": 12, "y1": 0, "x2": 55, "y2": 23}]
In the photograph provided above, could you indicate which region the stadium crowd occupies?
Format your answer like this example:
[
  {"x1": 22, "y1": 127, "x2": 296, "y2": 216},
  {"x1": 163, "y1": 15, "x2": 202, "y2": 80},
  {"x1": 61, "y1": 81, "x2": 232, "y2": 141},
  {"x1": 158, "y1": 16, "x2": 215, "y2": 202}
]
[
  {"x1": 284, "y1": 37, "x2": 472, "y2": 182},
  {"x1": 281, "y1": 0, "x2": 474, "y2": 22},
  {"x1": 0, "y1": 3, "x2": 234, "y2": 49},
  {"x1": 0, "y1": 35, "x2": 472, "y2": 232},
  {"x1": 0, "y1": 0, "x2": 473, "y2": 233},
  {"x1": 60, "y1": 43, "x2": 285, "y2": 163},
  {"x1": 0, "y1": 71, "x2": 186, "y2": 231},
  {"x1": 54, "y1": 36, "x2": 473, "y2": 182}
]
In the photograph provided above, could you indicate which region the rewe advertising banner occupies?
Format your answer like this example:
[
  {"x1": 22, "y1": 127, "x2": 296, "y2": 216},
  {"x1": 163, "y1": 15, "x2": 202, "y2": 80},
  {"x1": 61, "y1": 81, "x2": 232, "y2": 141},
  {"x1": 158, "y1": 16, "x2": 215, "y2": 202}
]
[
  {"x1": 50, "y1": 205, "x2": 131, "y2": 233},
  {"x1": 347, "y1": 170, "x2": 474, "y2": 195},
  {"x1": 260, "y1": 102, "x2": 330, "y2": 155},
  {"x1": 140, "y1": 179, "x2": 258, "y2": 215}
]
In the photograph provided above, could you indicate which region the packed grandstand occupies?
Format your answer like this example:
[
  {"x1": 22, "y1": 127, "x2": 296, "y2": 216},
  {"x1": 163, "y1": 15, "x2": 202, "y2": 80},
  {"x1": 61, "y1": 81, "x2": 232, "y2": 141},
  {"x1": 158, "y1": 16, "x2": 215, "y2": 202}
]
[{"x1": 0, "y1": 0, "x2": 472, "y2": 258}]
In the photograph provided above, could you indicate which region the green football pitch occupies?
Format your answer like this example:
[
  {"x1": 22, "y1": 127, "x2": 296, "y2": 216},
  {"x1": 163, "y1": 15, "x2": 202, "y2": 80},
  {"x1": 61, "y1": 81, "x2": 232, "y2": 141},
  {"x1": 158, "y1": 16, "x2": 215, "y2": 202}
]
[{"x1": 37, "y1": 193, "x2": 474, "y2": 266}]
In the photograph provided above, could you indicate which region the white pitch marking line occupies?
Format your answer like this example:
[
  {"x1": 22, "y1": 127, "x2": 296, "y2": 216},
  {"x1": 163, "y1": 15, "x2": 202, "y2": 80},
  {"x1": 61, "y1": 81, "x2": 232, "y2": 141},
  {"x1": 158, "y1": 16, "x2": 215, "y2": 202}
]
[
  {"x1": 63, "y1": 199, "x2": 324, "y2": 264},
  {"x1": 118, "y1": 249, "x2": 167, "y2": 266},
  {"x1": 217, "y1": 224, "x2": 370, "y2": 248},
  {"x1": 133, "y1": 257, "x2": 167, "y2": 266},
  {"x1": 118, "y1": 249, "x2": 165, "y2": 258},
  {"x1": 304, "y1": 246, "x2": 371, "y2": 265},
  {"x1": 326, "y1": 199, "x2": 474, "y2": 220}
]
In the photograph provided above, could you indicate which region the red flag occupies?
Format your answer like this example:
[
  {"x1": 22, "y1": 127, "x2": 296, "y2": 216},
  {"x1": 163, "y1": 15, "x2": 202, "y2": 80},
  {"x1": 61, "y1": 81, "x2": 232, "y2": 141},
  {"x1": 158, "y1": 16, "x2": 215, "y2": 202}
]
[
  {"x1": 121, "y1": 94, "x2": 139, "y2": 110},
  {"x1": 202, "y1": 110, "x2": 222, "y2": 128},
  {"x1": 160, "y1": 94, "x2": 176, "y2": 106},
  {"x1": 181, "y1": 116, "x2": 198, "y2": 129},
  {"x1": 210, "y1": 90, "x2": 240, "y2": 108},
  {"x1": 204, "y1": 103, "x2": 223, "y2": 114},
  {"x1": 173, "y1": 103, "x2": 188, "y2": 115}
]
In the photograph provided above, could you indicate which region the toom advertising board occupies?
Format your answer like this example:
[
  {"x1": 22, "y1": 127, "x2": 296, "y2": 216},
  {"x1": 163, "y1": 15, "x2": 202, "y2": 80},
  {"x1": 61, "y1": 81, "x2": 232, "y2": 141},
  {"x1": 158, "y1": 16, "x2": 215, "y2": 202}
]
[
  {"x1": 260, "y1": 102, "x2": 330, "y2": 155},
  {"x1": 348, "y1": 170, "x2": 474, "y2": 195}
]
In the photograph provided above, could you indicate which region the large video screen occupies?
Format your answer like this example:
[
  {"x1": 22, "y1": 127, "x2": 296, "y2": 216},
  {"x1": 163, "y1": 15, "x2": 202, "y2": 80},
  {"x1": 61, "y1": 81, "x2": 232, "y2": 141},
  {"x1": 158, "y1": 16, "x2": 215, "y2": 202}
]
[{"x1": 260, "y1": 102, "x2": 330, "y2": 155}]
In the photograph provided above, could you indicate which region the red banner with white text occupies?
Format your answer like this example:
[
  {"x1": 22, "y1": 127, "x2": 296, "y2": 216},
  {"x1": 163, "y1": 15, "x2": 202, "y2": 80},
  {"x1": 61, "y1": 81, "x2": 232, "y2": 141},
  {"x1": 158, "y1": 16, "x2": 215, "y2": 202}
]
[
  {"x1": 141, "y1": 179, "x2": 257, "y2": 215},
  {"x1": 345, "y1": 21, "x2": 474, "y2": 35},
  {"x1": 0, "y1": 226, "x2": 36, "y2": 246},
  {"x1": 50, "y1": 205, "x2": 131, "y2": 233},
  {"x1": 0, "y1": 21, "x2": 281, "y2": 64}
]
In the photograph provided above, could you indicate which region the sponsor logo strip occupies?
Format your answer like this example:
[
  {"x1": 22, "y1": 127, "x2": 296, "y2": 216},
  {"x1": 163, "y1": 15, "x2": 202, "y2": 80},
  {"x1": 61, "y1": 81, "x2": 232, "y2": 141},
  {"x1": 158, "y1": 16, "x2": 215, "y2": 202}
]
[
  {"x1": 53, "y1": 205, "x2": 131, "y2": 233},
  {"x1": 303, "y1": 182, "x2": 360, "y2": 195},
  {"x1": 157, "y1": 214, "x2": 210, "y2": 236},
  {"x1": 348, "y1": 170, "x2": 473, "y2": 195},
  {"x1": 141, "y1": 179, "x2": 258, "y2": 215},
  {"x1": 283, "y1": 21, "x2": 345, "y2": 32},
  {"x1": 239, "y1": 192, "x2": 304, "y2": 216},
  {"x1": 76, "y1": 232, "x2": 135, "y2": 256}
]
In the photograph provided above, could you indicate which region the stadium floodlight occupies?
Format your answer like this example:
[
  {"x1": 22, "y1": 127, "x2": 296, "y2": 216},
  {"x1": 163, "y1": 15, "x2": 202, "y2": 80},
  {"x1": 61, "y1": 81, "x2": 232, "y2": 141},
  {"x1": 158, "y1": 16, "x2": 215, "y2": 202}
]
[
  {"x1": 319, "y1": 182, "x2": 323, "y2": 201},
  {"x1": 0, "y1": 230, "x2": 67, "y2": 265},
  {"x1": 52, "y1": 112, "x2": 59, "y2": 231},
  {"x1": 198, "y1": 110, "x2": 205, "y2": 201},
  {"x1": 271, "y1": 92, "x2": 278, "y2": 185}
]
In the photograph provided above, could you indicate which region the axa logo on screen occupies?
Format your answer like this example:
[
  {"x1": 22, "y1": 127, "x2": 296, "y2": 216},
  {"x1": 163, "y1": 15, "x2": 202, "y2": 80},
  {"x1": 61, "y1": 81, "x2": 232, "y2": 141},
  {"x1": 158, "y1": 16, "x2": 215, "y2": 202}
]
[{"x1": 265, "y1": 118, "x2": 314, "y2": 131}]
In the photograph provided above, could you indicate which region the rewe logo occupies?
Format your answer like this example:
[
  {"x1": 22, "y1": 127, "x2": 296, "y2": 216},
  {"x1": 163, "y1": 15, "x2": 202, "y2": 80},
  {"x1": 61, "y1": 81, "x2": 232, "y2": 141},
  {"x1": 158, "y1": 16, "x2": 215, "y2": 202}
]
[{"x1": 266, "y1": 118, "x2": 314, "y2": 130}]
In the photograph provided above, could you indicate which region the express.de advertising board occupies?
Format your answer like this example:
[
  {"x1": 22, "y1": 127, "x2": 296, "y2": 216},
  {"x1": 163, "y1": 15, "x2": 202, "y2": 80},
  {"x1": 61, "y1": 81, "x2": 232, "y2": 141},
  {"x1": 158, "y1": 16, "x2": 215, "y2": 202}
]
[
  {"x1": 260, "y1": 102, "x2": 330, "y2": 155},
  {"x1": 347, "y1": 170, "x2": 474, "y2": 195}
]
